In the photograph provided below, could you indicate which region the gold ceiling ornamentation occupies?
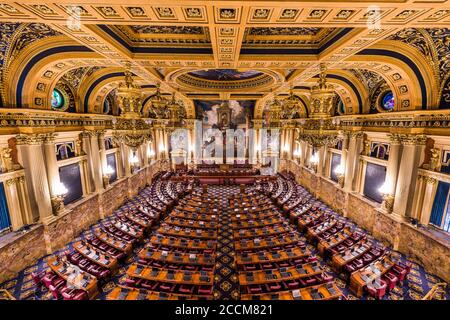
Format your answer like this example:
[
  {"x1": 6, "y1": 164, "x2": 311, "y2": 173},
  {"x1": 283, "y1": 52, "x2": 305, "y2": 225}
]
[{"x1": 112, "y1": 67, "x2": 151, "y2": 150}]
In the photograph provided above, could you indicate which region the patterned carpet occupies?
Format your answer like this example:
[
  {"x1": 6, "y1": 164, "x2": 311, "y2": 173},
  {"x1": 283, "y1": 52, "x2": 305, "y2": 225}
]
[{"x1": 0, "y1": 184, "x2": 448, "y2": 300}]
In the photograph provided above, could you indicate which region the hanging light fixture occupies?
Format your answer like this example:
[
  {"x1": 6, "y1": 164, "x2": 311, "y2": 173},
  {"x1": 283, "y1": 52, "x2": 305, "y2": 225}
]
[
  {"x1": 112, "y1": 64, "x2": 152, "y2": 151},
  {"x1": 149, "y1": 84, "x2": 168, "y2": 119},
  {"x1": 267, "y1": 93, "x2": 283, "y2": 127},
  {"x1": 167, "y1": 93, "x2": 186, "y2": 127},
  {"x1": 310, "y1": 63, "x2": 336, "y2": 119},
  {"x1": 281, "y1": 87, "x2": 301, "y2": 120}
]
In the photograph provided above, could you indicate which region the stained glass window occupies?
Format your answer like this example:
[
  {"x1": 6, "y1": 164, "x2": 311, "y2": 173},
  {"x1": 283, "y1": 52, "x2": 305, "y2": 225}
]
[
  {"x1": 51, "y1": 89, "x2": 64, "y2": 109},
  {"x1": 381, "y1": 91, "x2": 395, "y2": 110}
]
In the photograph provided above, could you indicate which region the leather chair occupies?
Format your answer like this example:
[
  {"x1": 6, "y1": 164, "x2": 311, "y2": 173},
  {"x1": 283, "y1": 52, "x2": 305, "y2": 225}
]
[
  {"x1": 366, "y1": 280, "x2": 387, "y2": 299},
  {"x1": 31, "y1": 270, "x2": 46, "y2": 286},
  {"x1": 383, "y1": 272, "x2": 398, "y2": 291}
]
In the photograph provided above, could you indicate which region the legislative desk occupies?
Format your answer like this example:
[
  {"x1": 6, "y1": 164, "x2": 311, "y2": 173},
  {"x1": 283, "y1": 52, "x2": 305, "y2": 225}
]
[
  {"x1": 139, "y1": 249, "x2": 215, "y2": 266},
  {"x1": 231, "y1": 216, "x2": 284, "y2": 229},
  {"x1": 127, "y1": 264, "x2": 214, "y2": 286},
  {"x1": 317, "y1": 228, "x2": 352, "y2": 255},
  {"x1": 331, "y1": 244, "x2": 371, "y2": 273},
  {"x1": 241, "y1": 283, "x2": 342, "y2": 300},
  {"x1": 47, "y1": 257, "x2": 99, "y2": 299},
  {"x1": 236, "y1": 247, "x2": 310, "y2": 265},
  {"x1": 158, "y1": 225, "x2": 218, "y2": 240},
  {"x1": 73, "y1": 241, "x2": 119, "y2": 271},
  {"x1": 298, "y1": 212, "x2": 327, "y2": 231},
  {"x1": 306, "y1": 220, "x2": 342, "y2": 241},
  {"x1": 117, "y1": 212, "x2": 152, "y2": 229},
  {"x1": 230, "y1": 211, "x2": 279, "y2": 222},
  {"x1": 233, "y1": 225, "x2": 291, "y2": 239},
  {"x1": 349, "y1": 257, "x2": 395, "y2": 297},
  {"x1": 149, "y1": 235, "x2": 217, "y2": 251},
  {"x1": 239, "y1": 263, "x2": 323, "y2": 285},
  {"x1": 171, "y1": 211, "x2": 218, "y2": 221},
  {"x1": 288, "y1": 204, "x2": 314, "y2": 222},
  {"x1": 110, "y1": 220, "x2": 144, "y2": 239},
  {"x1": 164, "y1": 217, "x2": 218, "y2": 230},
  {"x1": 94, "y1": 229, "x2": 133, "y2": 253},
  {"x1": 235, "y1": 234, "x2": 301, "y2": 251},
  {"x1": 107, "y1": 286, "x2": 212, "y2": 300}
]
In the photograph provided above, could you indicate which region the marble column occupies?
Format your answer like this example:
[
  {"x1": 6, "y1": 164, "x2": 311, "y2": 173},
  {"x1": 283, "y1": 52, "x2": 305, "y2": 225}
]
[
  {"x1": 418, "y1": 176, "x2": 438, "y2": 225},
  {"x1": 3, "y1": 177, "x2": 25, "y2": 230},
  {"x1": 344, "y1": 132, "x2": 364, "y2": 192},
  {"x1": 16, "y1": 134, "x2": 53, "y2": 223},
  {"x1": 89, "y1": 131, "x2": 104, "y2": 192},
  {"x1": 80, "y1": 132, "x2": 95, "y2": 193},
  {"x1": 98, "y1": 132, "x2": 107, "y2": 173},
  {"x1": 121, "y1": 143, "x2": 132, "y2": 177},
  {"x1": 392, "y1": 134, "x2": 427, "y2": 218},
  {"x1": 384, "y1": 133, "x2": 402, "y2": 196},
  {"x1": 317, "y1": 146, "x2": 326, "y2": 176},
  {"x1": 43, "y1": 133, "x2": 61, "y2": 197},
  {"x1": 340, "y1": 132, "x2": 349, "y2": 170}
]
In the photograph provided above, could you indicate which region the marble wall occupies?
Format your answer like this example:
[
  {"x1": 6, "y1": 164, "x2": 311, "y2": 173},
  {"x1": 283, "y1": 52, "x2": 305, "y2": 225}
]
[
  {"x1": 0, "y1": 226, "x2": 47, "y2": 284},
  {"x1": 101, "y1": 179, "x2": 129, "y2": 217}
]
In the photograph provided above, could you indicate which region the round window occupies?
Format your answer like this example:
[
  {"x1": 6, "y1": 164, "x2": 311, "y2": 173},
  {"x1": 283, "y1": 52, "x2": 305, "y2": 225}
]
[
  {"x1": 51, "y1": 89, "x2": 65, "y2": 109},
  {"x1": 381, "y1": 91, "x2": 395, "y2": 110}
]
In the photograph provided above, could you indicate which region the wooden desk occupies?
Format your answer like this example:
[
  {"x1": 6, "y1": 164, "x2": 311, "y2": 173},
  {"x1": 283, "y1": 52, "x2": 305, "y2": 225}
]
[
  {"x1": 231, "y1": 217, "x2": 283, "y2": 229},
  {"x1": 110, "y1": 220, "x2": 144, "y2": 239},
  {"x1": 149, "y1": 235, "x2": 216, "y2": 251},
  {"x1": 47, "y1": 257, "x2": 98, "y2": 299},
  {"x1": 349, "y1": 258, "x2": 394, "y2": 297},
  {"x1": 236, "y1": 247, "x2": 309, "y2": 265},
  {"x1": 317, "y1": 228, "x2": 352, "y2": 255},
  {"x1": 158, "y1": 225, "x2": 217, "y2": 240},
  {"x1": 171, "y1": 211, "x2": 218, "y2": 221},
  {"x1": 235, "y1": 234, "x2": 301, "y2": 251},
  {"x1": 127, "y1": 264, "x2": 214, "y2": 286},
  {"x1": 241, "y1": 283, "x2": 342, "y2": 300},
  {"x1": 164, "y1": 217, "x2": 218, "y2": 230},
  {"x1": 139, "y1": 249, "x2": 215, "y2": 266},
  {"x1": 107, "y1": 286, "x2": 212, "y2": 300},
  {"x1": 117, "y1": 212, "x2": 152, "y2": 229},
  {"x1": 238, "y1": 263, "x2": 322, "y2": 285},
  {"x1": 94, "y1": 229, "x2": 133, "y2": 253},
  {"x1": 230, "y1": 211, "x2": 279, "y2": 222},
  {"x1": 233, "y1": 225, "x2": 290, "y2": 239},
  {"x1": 331, "y1": 244, "x2": 371, "y2": 273},
  {"x1": 73, "y1": 241, "x2": 118, "y2": 271}
]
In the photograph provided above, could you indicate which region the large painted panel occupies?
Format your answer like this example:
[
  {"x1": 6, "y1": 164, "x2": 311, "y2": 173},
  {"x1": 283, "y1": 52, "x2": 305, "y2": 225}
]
[{"x1": 194, "y1": 100, "x2": 254, "y2": 130}]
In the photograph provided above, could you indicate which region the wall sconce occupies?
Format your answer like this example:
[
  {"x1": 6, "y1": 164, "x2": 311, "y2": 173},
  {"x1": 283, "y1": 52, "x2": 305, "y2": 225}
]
[
  {"x1": 378, "y1": 182, "x2": 394, "y2": 214},
  {"x1": 293, "y1": 149, "x2": 301, "y2": 164},
  {"x1": 334, "y1": 164, "x2": 345, "y2": 187},
  {"x1": 309, "y1": 152, "x2": 319, "y2": 172},
  {"x1": 51, "y1": 182, "x2": 68, "y2": 215},
  {"x1": 130, "y1": 152, "x2": 139, "y2": 173},
  {"x1": 103, "y1": 165, "x2": 115, "y2": 188}
]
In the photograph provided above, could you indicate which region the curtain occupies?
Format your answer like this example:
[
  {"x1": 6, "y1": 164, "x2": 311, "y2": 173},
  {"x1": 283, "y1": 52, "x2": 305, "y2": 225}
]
[
  {"x1": 107, "y1": 153, "x2": 118, "y2": 183},
  {"x1": 0, "y1": 182, "x2": 11, "y2": 234},
  {"x1": 330, "y1": 153, "x2": 341, "y2": 182},
  {"x1": 430, "y1": 181, "x2": 450, "y2": 227},
  {"x1": 363, "y1": 163, "x2": 386, "y2": 204}
]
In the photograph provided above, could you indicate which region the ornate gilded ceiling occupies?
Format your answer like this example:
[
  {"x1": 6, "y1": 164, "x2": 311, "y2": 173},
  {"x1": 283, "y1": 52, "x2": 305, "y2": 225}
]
[{"x1": 0, "y1": 1, "x2": 449, "y2": 115}]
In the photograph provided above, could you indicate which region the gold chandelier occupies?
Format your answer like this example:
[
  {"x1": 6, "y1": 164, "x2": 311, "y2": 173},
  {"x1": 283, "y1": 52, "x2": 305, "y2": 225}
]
[
  {"x1": 112, "y1": 66, "x2": 151, "y2": 150},
  {"x1": 310, "y1": 63, "x2": 336, "y2": 119},
  {"x1": 149, "y1": 84, "x2": 169, "y2": 119}
]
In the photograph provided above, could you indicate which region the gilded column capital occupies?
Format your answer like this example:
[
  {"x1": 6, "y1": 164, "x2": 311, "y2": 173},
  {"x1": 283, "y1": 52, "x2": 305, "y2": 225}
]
[
  {"x1": 43, "y1": 133, "x2": 57, "y2": 144},
  {"x1": 15, "y1": 133, "x2": 47, "y2": 145},
  {"x1": 5, "y1": 176, "x2": 24, "y2": 186},
  {"x1": 418, "y1": 175, "x2": 437, "y2": 185},
  {"x1": 388, "y1": 133, "x2": 402, "y2": 145},
  {"x1": 401, "y1": 134, "x2": 427, "y2": 146},
  {"x1": 350, "y1": 131, "x2": 364, "y2": 140}
]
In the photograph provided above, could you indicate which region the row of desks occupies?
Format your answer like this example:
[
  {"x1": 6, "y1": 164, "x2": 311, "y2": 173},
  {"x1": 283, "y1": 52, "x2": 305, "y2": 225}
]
[
  {"x1": 241, "y1": 283, "x2": 342, "y2": 300},
  {"x1": 107, "y1": 286, "x2": 212, "y2": 300}
]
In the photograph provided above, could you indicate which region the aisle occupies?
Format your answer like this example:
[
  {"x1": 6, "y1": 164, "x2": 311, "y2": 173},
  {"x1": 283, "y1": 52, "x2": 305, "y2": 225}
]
[{"x1": 208, "y1": 185, "x2": 240, "y2": 300}]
